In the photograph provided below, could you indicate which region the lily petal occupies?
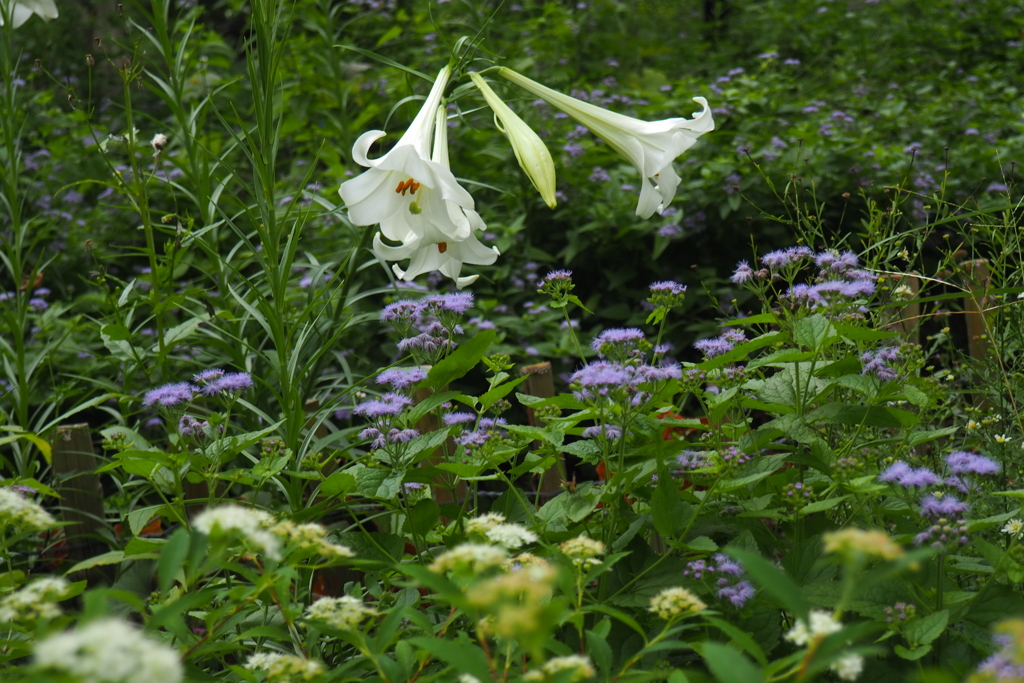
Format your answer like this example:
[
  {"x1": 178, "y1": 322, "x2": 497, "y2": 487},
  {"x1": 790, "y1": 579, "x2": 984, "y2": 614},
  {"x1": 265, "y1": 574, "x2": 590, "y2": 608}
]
[{"x1": 499, "y1": 68, "x2": 713, "y2": 218}]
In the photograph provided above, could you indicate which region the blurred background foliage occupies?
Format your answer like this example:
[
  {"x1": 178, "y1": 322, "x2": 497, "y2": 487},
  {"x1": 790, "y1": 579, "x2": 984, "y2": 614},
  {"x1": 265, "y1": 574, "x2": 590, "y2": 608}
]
[{"x1": 5, "y1": 0, "x2": 1023, "y2": 422}]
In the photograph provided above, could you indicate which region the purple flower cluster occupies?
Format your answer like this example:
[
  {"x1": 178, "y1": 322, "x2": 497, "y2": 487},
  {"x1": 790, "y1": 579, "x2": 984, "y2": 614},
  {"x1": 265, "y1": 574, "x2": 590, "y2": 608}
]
[
  {"x1": 454, "y1": 417, "x2": 508, "y2": 453},
  {"x1": 582, "y1": 424, "x2": 622, "y2": 440},
  {"x1": 591, "y1": 328, "x2": 647, "y2": 362},
  {"x1": 684, "y1": 554, "x2": 755, "y2": 608},
  {"x1": 919, "y1": 494, "x2": 969, "y2": 519},
  {"x1": 677, "y1": 450, "x2": 711, "y2": 471},
  {"x1": 376, "y1": 367, "x2": 428, "y2": 390},
  {"x1": 442, "y1": 412, "x2": 476, "y2": 426},
  {"x1": 178, "y1": 415, "x2": 210, "y2": 438},
  {"x1": 761, "y1": 246, "x2": 812, "y2": 269},
  {"x1": 946, "y1": 451, "x2": 1000, "y2": 476},
  {"x1": 354, "y1": 393, "x2": 412, "y2": 418},
  {"x1": 142, "y1": 382, "x2": 196, "y2": 408},
  {"x1": 359, "y1": 427, "x2": 420, "y2": 450},
  {"x1": 202, "y1": 372, "x2": 253, "y2": 396},
  {"x1": 861, "y1": 346, "x2": 901, "y2": 381},
  {"x1": 731, "y1": 261, "x2": 754, "y2": 284},
  {"x1": 570, "y1": 360, "x2": 681, "y2": 406},
  {"x1": 693, "y1": 333, "x2": 741, "y2": 359},
  {"x1": 879, "y1": 462, "x2": 940, "y2": 488}
]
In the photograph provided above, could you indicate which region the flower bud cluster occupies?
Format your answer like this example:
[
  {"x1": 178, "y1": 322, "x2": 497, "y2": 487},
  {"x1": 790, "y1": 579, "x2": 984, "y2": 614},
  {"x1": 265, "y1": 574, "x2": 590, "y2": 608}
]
[
  {"x1": 560, "y1": 535, "x2": 605, "y2": 570},
  {"x1": 649, "y1": 586, "x2": 707, "y2": 619}
]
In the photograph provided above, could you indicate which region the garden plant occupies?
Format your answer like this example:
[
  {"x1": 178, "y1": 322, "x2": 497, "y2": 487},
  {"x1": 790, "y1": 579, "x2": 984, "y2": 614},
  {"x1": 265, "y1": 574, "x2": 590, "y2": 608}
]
[{"x1": 1, "y1": 0, "x2": 1024, "y2": 682}]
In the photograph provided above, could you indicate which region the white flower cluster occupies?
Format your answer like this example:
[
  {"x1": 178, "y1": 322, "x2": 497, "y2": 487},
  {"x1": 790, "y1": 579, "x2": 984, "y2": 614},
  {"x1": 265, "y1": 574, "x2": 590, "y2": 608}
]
[
  {"x1": 193, "y1": 504, "x2": 281, "y2": 560},
  {"x1": 338, "y1": 66, "x2": 712, "y2": 287},
  {"x1": 304, "y1": 595, "x2": 376, "y2": 631},
  {"x1": 485, "y1": 523, "x2": 538, "y2": 549},
  {"x1": 0, "y1": 487, "x2": 56, "y2": 533},
  {"x1": 559, "y1": 535, "x2": 605, "y2": 569},
  {"x1": 245, "y1": 652, "x2": 324, "y2": 682},
  {"x1": 465, "y1": 512, "x2": 506, "y2": 534},
  {"x1": 272, "y1": 521, "x2": 355, "y2": 560},
  {"x1": 648, "y1": 586, "x2": 707, "y2": 620},
  {"x1": 430, "y1": 543, "x2": 508, "y2": 575},
  {"x1": 524, "y1": 655, "x2": 595, "y2": 682},
  {"x1": 785, "y1": 610, "x2": 863, "y2": 681},
  {"x1": 34, "y1": 618, "x2": 183, "y2": 683},
  {"x1": 0, "y1": 576, "x2": 70, "y2": 624}
]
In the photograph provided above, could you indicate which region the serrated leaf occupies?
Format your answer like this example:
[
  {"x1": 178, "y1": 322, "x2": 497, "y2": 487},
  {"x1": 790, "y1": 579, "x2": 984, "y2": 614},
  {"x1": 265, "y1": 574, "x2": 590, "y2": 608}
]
[
  {"x1": 794, "y1": 314, "x2": 836, "y2": 351},
  {"x1": 906, "y1": 610, "x2": 948, "y2": 646},
  {"x1": 321, "y1": 471, "x2": 356, "y2": 497},
  {"x1": 800, "y1": 495, "x2": 851, "y2": 515},
  {"x1": 479, "y1": 374, "x2": 530, "y2": 412},
  {"x1": 894, "y1": 644, "x2": 932, "y2": 660},
  {"x1": 423, "y1": 330, "x2": 496, "y2": 390}
]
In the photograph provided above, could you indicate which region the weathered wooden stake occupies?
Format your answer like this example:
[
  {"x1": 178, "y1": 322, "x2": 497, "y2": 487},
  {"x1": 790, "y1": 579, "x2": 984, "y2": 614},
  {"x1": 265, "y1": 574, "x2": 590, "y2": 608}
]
[
  {"x1": 960, "y1": 259, "x2": 991, "y2": 365},
  {"x1": 521, "y1": 362, "x2": 564, "y2": 504},
  {"x1": 885, "y1": 273, "x2": 920, "y2": 345},
  {"x1": 51, "y1": 424, "x2": 110, "y2": 580}
]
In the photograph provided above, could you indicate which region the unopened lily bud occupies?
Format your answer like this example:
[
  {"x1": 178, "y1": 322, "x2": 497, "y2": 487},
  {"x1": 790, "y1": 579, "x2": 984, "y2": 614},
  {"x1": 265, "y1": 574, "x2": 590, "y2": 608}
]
[
  {"x1": 469, "y1": 72, "x2": 557, "y2": 209},
  {"x1": 86, "y1": 54, "x2": 95, "y2": 68}
]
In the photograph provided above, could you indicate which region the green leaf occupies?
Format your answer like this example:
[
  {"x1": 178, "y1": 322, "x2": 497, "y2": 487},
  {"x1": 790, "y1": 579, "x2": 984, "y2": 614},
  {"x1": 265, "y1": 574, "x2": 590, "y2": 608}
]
[
  {"x1": 905, "y1": 610, "x2": 948, "y2": 646},
  {"x1": 728, "y1": 548, "x2": 809, "y2": 620},
  {"x1": 807, "y1": 403, "x2": 919, "y2": 429},
  {"x1": 698, "y1": 642, "x2": 766, "y2": 683},
  {"x1": 65, "y1": 551, "x2": 127, "y2": 574},
  {"x1": 800, "y1": 496, "x2": 851, "y2": 515},
  {"x1": 424, "y1": 330, "x2": 496, "y2": 389},
  {"x1": 685, "y1": 536, "x2": 718, "y2": 552},
  {"x1": 157, "y1": 528, "x2": 190, "y2": 593},
  {"x1": 406, "y1": 637, "x2": 492, "y2": 682},
  {"x1": 163, "y1": 319, "x2": 201, "y2": 347},
  {"x1": 703, "y1": 615, "x2": 768, "y2": 666},
  {"x1": 403, "y1": 499, "x2": 440, "y2": 538},
  {"x1": 125, "y1": 537, "x2": 165, "y2": 555},
  {"x1": 479, "y1": 374, "x2": 530, "y2": 412},
  {"x1": 794, "y1": 314, "x2": 836, "y2": 351},
  {"x1": 651, "y1": 471, "x2": 693, "y2": 538},
  {"x1": 893, "y1": 644, "x2": 932, "y2": 660},
  {"x1": 128, "y1": 505, "x2": 166, "y2": 536},
  {"x1": 321, "y1": 471, "x2": 357, "y2": 497}
]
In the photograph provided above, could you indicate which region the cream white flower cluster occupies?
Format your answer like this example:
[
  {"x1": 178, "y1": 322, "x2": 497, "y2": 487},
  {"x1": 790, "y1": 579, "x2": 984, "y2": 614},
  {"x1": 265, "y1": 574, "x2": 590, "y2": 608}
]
[
  {"x1": 34, "y1": 618, "x2": 183, "y2": 683},
  {"x1": 0, "y1": 487, "x2": 56, "y2": 533},
  {"x1": 523, "y1": 655, "x2": 596, "y2": 682},
  {"x1": 0, "y1": 576, "x2": 70, "y2": 624},
  {"x1": 193, "y1": 504, "x2": 282, "y2": 560},
  {"x1": 339, "y1": 65, "x2": 712, "y2": 287},
  {"x1": 464, "y1": 512, "x2": 538, "y2": 549},
  {"x1": 304, "y1": 595, "x2": 377, "y2": 631},
  {"x1": 784, "y1": 610, "x2": 864, "y2": 681},
  {"x1": 430, "y1": 543, "x2": 508, "y2": 575},
  {"x1": 272, "y1": 520, "x2": 355, "y2": 560},
  {"x1": 559, "y1": 534, "x2": 605, "y2": 569},
  {"x1": 648, "y1": 586, "x2": 707, "y2": 620},
  {"x1": 245, "y1": 652, "x2": 324, "y2": 682}
]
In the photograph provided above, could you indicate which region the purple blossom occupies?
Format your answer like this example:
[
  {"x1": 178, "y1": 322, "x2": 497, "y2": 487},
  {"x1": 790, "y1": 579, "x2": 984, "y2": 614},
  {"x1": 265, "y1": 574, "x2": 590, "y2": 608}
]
[
  {"x1": 731, "y1": 261, "x2": 754, "y2": 283},
  {"x1": 946, "y1": 451, "x2": 1000, "y2": 476},
  {"x1": 194, "y1": 369, "x2": 225, "y2": 384},
  {"x1": 878, "y1": 461, "x2": 939, "y2": 488},
  {"x1": 425, "y1": 292, "x2": 473, "y2": 314},
  {"x1": 720, "y1": 329, "x2": 747, "y2": 344},
  {"x1": 443, "y1": 412, "x2": 476, "y2": 426},
  {"x1": 649, "y1": 281, "x2": 686, "y2": 296},
  {"x1": 570, "y1": 361, "x2": 632, "y2": 400},
  {"x1": 203, "y1": 372, "x2": 254, "y2": 396},
  {"x1": 717, "y1": 580, "x2": 755, "y2": 607},
  {"x1": 761, "y1": 249, "x2": 799, "y2": 268},
  {"x1": 28, "y1": 298, "x2": 48, "y2": 312},
  {"x1": 538, "y1": 269, "x2": 573, "y2": 289},
  {"x1": 354, "y1": 393, "x2": 412, "y2": 418},
  {"x1": 920, "y1": 494, "x2": 969, "y2": 519},
  {"x1": 360, "y1": 427, "x2": 387, "y2": 450},
  {"x1": 677, "y1": 450, "x2": 711, "y2": 470},
  {"x1": 861, "y1": 346, "x2": 900, "y2": 380},
  {"x1": 591, "y1": 328, "x2": 646, "y2": 356},
  {"x1": 713, "y1": 554, "x2": 744, "y2": 576},
  {"x1": 588, "y1": 167, "x2": 610, "y2": 183},
  {"x1": 582, "y1": 424, "x2": 622, "y2": 440},
  {"x1": 142, "y1": 382, "x2": 196, "y2": 408},
  {"x1": 376, "y1": 367, "x2": 428, "y2": 390},
  {"x1": 693, "y1": 337, "x2": 734, "y2": 359},
  {"x1": 388, "y1": 428, "x2": 420, "y2": 443},
  {"x1": 380, "y1": 300, "x2": 421, "y2": 322}
]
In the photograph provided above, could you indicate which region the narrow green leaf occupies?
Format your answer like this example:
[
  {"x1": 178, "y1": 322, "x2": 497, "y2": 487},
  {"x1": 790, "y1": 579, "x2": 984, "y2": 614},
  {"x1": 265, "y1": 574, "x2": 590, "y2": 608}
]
[
  {"x1": 698, "y1": 642, "x2": 766, "y2": 683},
  {"x1": 728, "y1": 548, "x2": 809, "y2": 620},
  {"x1": 424, "y1": 330, "x2": 496, "y2": 389}
]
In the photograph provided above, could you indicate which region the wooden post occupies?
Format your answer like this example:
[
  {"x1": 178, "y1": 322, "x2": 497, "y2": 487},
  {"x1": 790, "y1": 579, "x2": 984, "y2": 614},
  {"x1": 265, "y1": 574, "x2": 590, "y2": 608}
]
[
  {"x1": 885, "y1": 274, "x2": 920, "y2": 345},
  {"x1": 51, "y1": 424, "x2": 110, "y2": 580},
  {"x1": 414, "y1": 386, "x2": 464, "y2": 509},
  {"x1": 521, "y1": 362, "x2": 564, "y2": 504},
  {"x1": 960, "y1": 259, "x2": 991, "y2": 365}
]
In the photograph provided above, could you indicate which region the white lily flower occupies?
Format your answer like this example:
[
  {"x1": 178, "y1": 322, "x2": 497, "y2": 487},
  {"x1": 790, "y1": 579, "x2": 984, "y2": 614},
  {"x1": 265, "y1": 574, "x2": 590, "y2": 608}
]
[
  {"x1": 0, "y1": 0, "x2": 58, "y2": 27},
  {"x1": 339, "y1": 66, "x2": 476, "y2": 243},
  {"x1": 498, "y1": 67, "x2": 714, "y2": 218},
  {"x1": 373, "y1": 107, "x2": 499, "y2": 289},
  {"x1": 469, "y1": 72, "x2": 557, "y2": 209}
]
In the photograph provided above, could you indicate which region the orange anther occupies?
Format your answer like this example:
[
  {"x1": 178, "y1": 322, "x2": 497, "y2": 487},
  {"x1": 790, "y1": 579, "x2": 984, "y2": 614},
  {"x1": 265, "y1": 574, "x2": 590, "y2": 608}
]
[{"x1": 437, "y1": 242, "x2": 448, "y2": 253}]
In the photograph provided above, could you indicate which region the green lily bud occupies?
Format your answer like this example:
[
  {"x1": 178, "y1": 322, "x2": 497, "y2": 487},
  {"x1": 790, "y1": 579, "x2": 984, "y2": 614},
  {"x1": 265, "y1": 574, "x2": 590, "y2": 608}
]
[{"x1": 469, "y1": 72, "x2": 558, "y2": 209}]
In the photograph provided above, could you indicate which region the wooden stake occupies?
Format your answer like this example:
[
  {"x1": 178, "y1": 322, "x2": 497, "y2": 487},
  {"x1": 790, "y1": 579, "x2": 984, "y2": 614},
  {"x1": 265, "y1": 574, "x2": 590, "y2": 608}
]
[
  {"x1": 52, "y1": 424, "x2": 110, "y2": 580},
  {"x1": 960, "y1": 259, "x2": 991, "y2": 365},
  {"x1": 521, "y1": 362, "x2": 564, "y2": 504},
  {"x1": 884, "y1": 274, "x2": 920, "y2": 345}
]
